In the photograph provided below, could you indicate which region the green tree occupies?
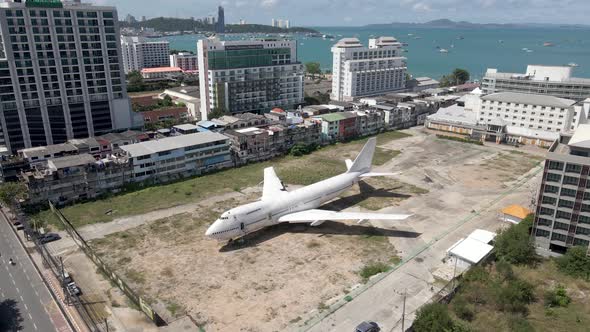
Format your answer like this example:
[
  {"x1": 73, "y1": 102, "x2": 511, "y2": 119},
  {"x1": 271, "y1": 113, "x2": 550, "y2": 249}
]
[
  {"x1": 160, "y1": 95, "x2": 174, "y2": 107},
  {"x1": 0, "y1": 182, "x2": 27, "y2": 206},
  {"x1": 305, "y1": 62, "x2": 322, "y2": 79},
  {"x1": 544, "y1": 284, "x2": 571, "y2": 308},
  {"x1": 556, "y1": 246, "x2": 590, "y2": 280},
  {"x1": 413, "y1": 303, "x2": 455, "y2": 332},
  {"x1": 494, "y1": 215, "x2": 536, "y2": 265},
  {"x1": 452, "y1": 68, "x2": 470, "y2": 85},
  {"x1": 495, "y1": 279, "x2": 535, "y2": 314}
]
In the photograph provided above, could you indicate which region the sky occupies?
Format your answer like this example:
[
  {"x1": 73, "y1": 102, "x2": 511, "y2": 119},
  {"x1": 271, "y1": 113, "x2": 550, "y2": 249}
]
[{"x1": 92, "y1": 0, "x2": 590, "y2": 26}]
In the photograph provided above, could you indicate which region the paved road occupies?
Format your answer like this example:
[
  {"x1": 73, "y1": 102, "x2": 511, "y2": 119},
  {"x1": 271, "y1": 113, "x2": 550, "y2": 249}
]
[{"x1": 0, "y1": 214, "x2": 60, "y2": 332}]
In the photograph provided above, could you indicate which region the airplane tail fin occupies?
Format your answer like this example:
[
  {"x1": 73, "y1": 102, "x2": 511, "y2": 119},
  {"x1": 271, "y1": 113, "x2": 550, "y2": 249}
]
[{"x1": 347, "y1": 137, "x2": 376, "y2": 174}]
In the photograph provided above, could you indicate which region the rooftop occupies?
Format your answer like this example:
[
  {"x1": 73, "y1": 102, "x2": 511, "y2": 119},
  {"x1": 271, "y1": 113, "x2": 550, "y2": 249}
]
[
  {"x1": 120, "y1": 132, "x2": 228, "y2": 157},
  {"x1": 173, "y1": 124, "x2": 199, "y2": 131},
  {"x1": 501, "y1": 204, "x2": 532, "y2": 220},
  {"x1": 48, "y1": 154, "x2": 97, "y2": 170},
  {"x1": 19, "y1": 143, "x2": 77, "y2": 159},
  {"x1": 568, "y1": 124, "x2": 590, "y2": 149},
  {"x1": 141, "y1": 67, "x2": 182, "y2": 74},
  {"x1": 333, "y1": 38, "x2": 363, "y2": 48},
  {"x1": 481, "y1": 92, "x2": 577, "y2": 108},
  {"x1": 427, "y1": 104, "x2": 477, "y2": 126}
]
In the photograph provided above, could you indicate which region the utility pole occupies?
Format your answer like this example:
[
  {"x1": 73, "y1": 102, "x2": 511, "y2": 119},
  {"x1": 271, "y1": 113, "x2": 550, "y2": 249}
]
[
  {"x1": 401, "y1": 289, "x2": 406, "y2": 332},
  {"x1": 60, "y1": 256, "x2": 69, "y2": 305}
]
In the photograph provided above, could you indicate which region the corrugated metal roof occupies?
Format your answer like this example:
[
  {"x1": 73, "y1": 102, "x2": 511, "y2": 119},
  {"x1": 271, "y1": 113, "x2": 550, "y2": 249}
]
[
  {"x1": 501, "y1": 204, "x2": 532, "y2": 220},
  {"x1": 120, "y1": 132, "x2": 227, "y2": 157}
]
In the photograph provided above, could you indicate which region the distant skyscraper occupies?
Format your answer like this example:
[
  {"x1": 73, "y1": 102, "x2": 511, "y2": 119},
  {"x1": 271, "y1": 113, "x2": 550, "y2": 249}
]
[
  {"x1": 285, "y1": 20, "x2": 290, "y2": 29},
  {"x1": 121, "y1": 36, "x2": 170, "y2": 74},
  {"x1": 0, "y1": 0, "x2": 139, "y2": 152},
  {"x1": 141, "y1": 15, "x2": 146, "y2": 22},
  {"x1": 216, "y1": 6, "x2": 225, "y2": 33}
]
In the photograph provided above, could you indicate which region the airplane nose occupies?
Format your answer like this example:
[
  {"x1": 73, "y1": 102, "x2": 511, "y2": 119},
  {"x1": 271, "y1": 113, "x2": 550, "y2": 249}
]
[{"x1": 205, "y1": 220, "x2": 219, "y2": 237}]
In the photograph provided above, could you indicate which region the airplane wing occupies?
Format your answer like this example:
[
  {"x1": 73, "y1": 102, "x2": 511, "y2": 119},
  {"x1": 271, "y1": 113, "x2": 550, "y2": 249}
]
[
  {"x1": 278, "y1": 209, "x2": 411, "y2": 223},
  {"x1": 262, "y1": 167, "x2": 287, "y2": 200}
]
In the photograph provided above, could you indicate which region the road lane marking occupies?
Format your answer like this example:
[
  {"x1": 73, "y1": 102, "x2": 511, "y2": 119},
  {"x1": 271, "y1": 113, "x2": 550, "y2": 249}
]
[
  {"x1": 24, "y1": 303, "x2": 28, "y2": 310},
  {"x1": 33, "y1": 323, "x2": 38, "y2": 330},
  {"x1": 20, "y1": 295, "x2": 24, "y2": 302},
  {"x1": 11, "y1": 278, "x2": 15, "y2": 285},
  {"x1": 28, "y1": 313, "x2": 32, "y2": 320}
]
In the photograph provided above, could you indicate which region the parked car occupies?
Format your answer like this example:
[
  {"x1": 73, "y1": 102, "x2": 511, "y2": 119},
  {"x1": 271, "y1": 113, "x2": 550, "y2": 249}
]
[
  {"x1": 12, "y1": 220, "x2": 21, "y2": 226},
  {"x1": 354, "y1": 321, "x2": 381, "y2": 332},
  {"x1": 40, "y1": 233, "x2": 61, "y2": 244},
  {"x1": 62, "y1": 271, "x2": 72, "y2": 284},
  {"x1": 67, "y1": 282, "x2": 81, "y2": 296}
]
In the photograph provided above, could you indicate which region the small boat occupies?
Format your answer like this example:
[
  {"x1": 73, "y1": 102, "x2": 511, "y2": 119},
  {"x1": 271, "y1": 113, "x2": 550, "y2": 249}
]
[
  {"x1": 457, "y1": 36, "x2": 464, "y2": 40},
  {"x1": 568, "y1": 62, "x2": 579, "y2": 67},
  {"x1": 543, "y1": 42, "x2": 554, "y2": 47},
  {"x1": 439, "y1": 48, "x2": 449, "y2": 53},
  {"x1": 450, "y1": 44, "x2": 455, "y2": 48},
  {"x1": 522, "y1": 47, "x2": 529, "y2": 51},
  {"x1": 408, "y1": 33, "x2": 414, "y2": 36},
  {"x1": 498, "y1": 40, "x2": 504, "y2": 43},
  {"x1": 526, "y1": 49, "x2": 533, "y2": 53}
]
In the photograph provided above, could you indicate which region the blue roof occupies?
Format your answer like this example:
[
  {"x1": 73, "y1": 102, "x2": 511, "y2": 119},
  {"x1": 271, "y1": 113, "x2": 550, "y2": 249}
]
[{"x1": 197, "y1": 120, "x2": 219, "y2": 129}]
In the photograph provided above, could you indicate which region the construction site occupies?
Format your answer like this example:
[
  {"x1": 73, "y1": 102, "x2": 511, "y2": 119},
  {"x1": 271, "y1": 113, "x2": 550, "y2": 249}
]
[{"x1": 43, "y1": 127, "x2": 546, "y2": 331}]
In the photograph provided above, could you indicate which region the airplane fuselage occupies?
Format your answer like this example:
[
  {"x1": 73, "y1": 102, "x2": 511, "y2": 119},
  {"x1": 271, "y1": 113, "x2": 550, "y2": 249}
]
[{"x1": 205, "y1": 171, "x2": 363, "y2": 241}]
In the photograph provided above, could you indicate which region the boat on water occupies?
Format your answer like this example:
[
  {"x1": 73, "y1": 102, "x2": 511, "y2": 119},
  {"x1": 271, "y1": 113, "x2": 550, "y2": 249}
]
[
  {"x1": 450, "y1": 44, "x2": 455, "y2": 48},
  {"x1": 439, "y1": 48, "x2": 449, "y2": 53},
  {"x1": 408, "y1": 33, "x2": 414, "y2": 36},
  {"x1": 526, "y1": 49, "x2": 533, "y2": 53},
  {"x1": 522, "y1": 47, "x2": 529, "y2": 51},
  {"x1": 457, "y1": 36, "x2": 465, "y2": 40},
  {"x1": 568, "y1": 62, "x2": 579, "y2": 67},
  {"x1": 499, "y1": 40, "x2": 504, "y2": 43},
  {"x1": 543, "y1": 42, "x2": 554, "y2": 47}
]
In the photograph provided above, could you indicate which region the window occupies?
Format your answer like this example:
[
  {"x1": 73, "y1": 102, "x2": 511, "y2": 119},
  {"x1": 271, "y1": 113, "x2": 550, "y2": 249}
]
[
  {"x1": 554, "y1": 221, "x2": 569, "y2": 230},
  {"x1": 573, "y1": 238, "x2": 590, "y2": 246},
  {"x1": 544, "y1": 185, "x2": 559, "y2": 194},
  {"x1": 563, "y1": 176, "x2": 579, "y2": 186},
  {"x1": 542, "y1": 196, "x2": 557, "y2": 205},
  {"x1": 561, "y1": 188, "x2": 577, "y2": 198},
  {"x1": 540, "y1": 207, "x2": 554, "y2": 216},
  {"x1": 536, "y1": 229, "x2": 550, "y2": 238},
  {"x1": 558, "y1": 199, "x2": 575, "y2": 209},
  {"x1": 546, "y1": 172, "x2": 561, "y2": 183},
  {"x1": 556, "y1": 210, "x2": 572, "y2": 220},
  {"x1": 565, "y1": 163, "x2": 582, "y2": 174},
  {"x1": 576, "y1": 226, "x2": 590, "y2": 236},
  {"x1": 551, "y1": 232, "x2": 567, "y2": 242},
  {"x1": 548, "y1": 161, "x2": 564, "y2": 171},
  {"x1": 537, "y1": 218, "x2": 553, "y2": 227}
]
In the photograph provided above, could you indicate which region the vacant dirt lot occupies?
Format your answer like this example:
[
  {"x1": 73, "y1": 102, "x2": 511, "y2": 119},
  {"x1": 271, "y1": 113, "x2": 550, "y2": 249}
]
[{"x1": 59, "y1": 128, "x2": 546, "y2": 331}]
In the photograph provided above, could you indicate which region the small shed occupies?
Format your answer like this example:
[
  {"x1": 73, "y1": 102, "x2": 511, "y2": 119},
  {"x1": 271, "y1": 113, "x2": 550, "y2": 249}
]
[
  {"x1": 501, "y1": 204, "x2": 531, "y2": 224},
  {"x1": 446, "y1": 229, "x2": 497, "y2": 271}
]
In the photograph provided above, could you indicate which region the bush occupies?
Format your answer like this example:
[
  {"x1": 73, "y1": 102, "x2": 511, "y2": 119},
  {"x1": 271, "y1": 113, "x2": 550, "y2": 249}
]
[
  {"x1": 544, "y1": 284, "x2": 571, "y2": 308},
  {"x1": 359, "y1": 262, "x2": 390, "y2": 280},
  {"x1": 496, "y1": 260, "x2": 515, "y2": 281},
  {"x1": 495, "y1": 279, "x2": 535, "y2": 314},
  {"x1": 494, "y1": 216, "x2": 536, "y2": 265},
  {"x1": 413, "y1": 303, "x2": 456, "y2": 332},
  {"x1": 289, "y1": 142, "x2": 319, "y2": 157},
  {"x1": 556, "y1": 246, "x2": 590, "y2": 280},
  {"x1": 436, "y1": 134, "x2": 483, "y2": 146},
  {"x1": 453, "y1": 296, "x2": 475, "y2": 322}
]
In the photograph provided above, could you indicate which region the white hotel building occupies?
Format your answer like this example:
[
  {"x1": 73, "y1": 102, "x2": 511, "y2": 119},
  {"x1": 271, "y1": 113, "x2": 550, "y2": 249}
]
[
  {"x1": 0, "y1": 0, "x2": 139, "y2": 153},
  {"x1": 331, "y1": 37, "x2": 407, "y2": 102},
  {"x1": 120, "y1": 36, "x2": 169, "y2": 74}
]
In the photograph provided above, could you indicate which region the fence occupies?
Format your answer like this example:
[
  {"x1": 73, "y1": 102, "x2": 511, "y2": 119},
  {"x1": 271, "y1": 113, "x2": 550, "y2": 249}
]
[{"x1": 48, "y1": 201, "x2": 166, "y2": 327}]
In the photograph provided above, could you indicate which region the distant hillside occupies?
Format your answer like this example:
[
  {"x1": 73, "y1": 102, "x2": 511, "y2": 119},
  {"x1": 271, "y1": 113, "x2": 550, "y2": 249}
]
[
  {"x1": 364, "y1": 19, "x2": 590, "y2": 29},
  {"x1": 120, "y1": 17, "x2": 318, "y2": 34}
]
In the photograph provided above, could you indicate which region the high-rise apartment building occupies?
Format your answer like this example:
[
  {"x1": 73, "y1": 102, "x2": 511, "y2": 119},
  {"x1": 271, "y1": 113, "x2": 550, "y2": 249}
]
[
  {"x1": 120, "y1": 36, "x2": 169, "y2": 74},
  {"x1": 216, "y1": 6, "x2": 225, "y2": 34},
  {"x1": 0, "y1": 0, "x2": 139, "y2": 153},
  {"x1": 482, "y1": 65, "x2": 590, "y2": 101},
  {"x1": 197, "y1": 37, "x2": 304, "y2": 119},
  {"x1": 532, "y1": 125, "x2": 590, "y2": 255},
  {"x1": 331, "y1": 37, "x2": 407, "y2": 102}
]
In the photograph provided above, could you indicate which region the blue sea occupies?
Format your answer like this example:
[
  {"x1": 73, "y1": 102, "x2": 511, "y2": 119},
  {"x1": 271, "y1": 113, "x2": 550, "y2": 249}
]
[{"x1": 158, "y1": 26, "x2": 590, "y2": 81}]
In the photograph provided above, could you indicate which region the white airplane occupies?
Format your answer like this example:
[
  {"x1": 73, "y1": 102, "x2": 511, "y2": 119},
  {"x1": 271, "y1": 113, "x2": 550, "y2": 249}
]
[{"x1": 205, "y1": 137, "x2": 411, "y2": 242}]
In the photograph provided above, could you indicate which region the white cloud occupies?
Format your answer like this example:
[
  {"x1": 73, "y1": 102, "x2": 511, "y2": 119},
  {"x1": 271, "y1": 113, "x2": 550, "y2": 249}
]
[
  {"x1": 260, "y1": 0, "x2": 279, "y2": 8},
  {"x1": 412, "y1": 2, "x2": 432, "y2": 11}
]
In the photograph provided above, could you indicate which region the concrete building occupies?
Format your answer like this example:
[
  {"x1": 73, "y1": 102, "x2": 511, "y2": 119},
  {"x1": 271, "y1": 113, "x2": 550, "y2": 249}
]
[
  {"x1": 532, "y1": 126, "x2": 590, "y2": 255},
  {"x1": 140, "y1": 67, "x2": 182, "y2": 81},
  {"x1": 216, "y1": 113, "x2": 269, "y2": 130},
  {"x1": 331, "y1": 37, "x2": 407, "y2": 102},
  {"x1": 120, "y1": 131, "x2": 231, "y2": 182},
  {"x1": 197, "y1": 37, "x2": 304, "y2": 118},
  {"x1": 0, "y1": 0, "x2": 139, "y2": 153},
  {"x1": 225, "y1": 122, "x2": 321, "y2": 165},
  {"x1": 476, "y1": 92, "x2": 577, "y2": 146},
  {"x1": 169, "y1": 52, "x2": 198, "y2": 72},
  {"x1": 21, "y1": 153, "x2": 131, "y2": 205},
  {"x1": 120, "y1": 36, "x2": 170, "y2": 73},
  {"x1": 159, "y1": 86, "x2": 201, "y2": 120},
  {"x1": 314, "y1": 112, "x2": 358, "y2": 142},
  {"x1": 482, "y1": 65, "x2": 590, "y2": 101}
]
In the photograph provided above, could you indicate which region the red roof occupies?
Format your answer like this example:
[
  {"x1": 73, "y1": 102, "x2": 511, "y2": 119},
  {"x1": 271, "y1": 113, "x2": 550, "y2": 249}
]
[
  {"x1": 141, "y1": 67, "x2": 182, "y2": 74},
  {"x1": 271, "y1": 108, "x2": 285, "y2": 113}
]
